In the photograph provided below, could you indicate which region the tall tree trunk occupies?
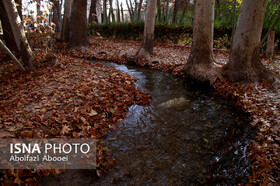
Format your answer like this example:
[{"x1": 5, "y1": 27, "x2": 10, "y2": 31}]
[
  {"x1": 179, "y1": 0, "x2": 190, "y2": 25},
  {"x1": 0, "y1": 39, "x2": 26, "y2": 71},
  {"x1": 89, "y1": 0, "x2": 98, "y2": 24},
  {"x1": 116, "y1": 0, "x2": 121, "y2": 23},
  {"x1": 121, "y1": 3, "x2": 124, "y2": 22},
  {"x1": 172, "y1": 0, "x2": 180, "y2": 24},
  {"x1": 223, "y1": 0, "x2": 277, "y2": 83},
  {"x1": 128, "y1": 0, "x2": 135, "y2": 21},
  {"x1": 142, "y1": 0, "x2": 157, "y2": 54},
  {"x1": 164, "y1": 0, "x2": 169, "y2": 23},
  {"x1": 125, "y1": 0, "x2": 157, "y2": 61},
  {"x1": 15, "y1": 0, "x2": 22, "y2": 20},
  {"x1": 103, "y1": 0, "x2": 107, "y2": 23},
  {"x1": 260, "y1": 11, "x2": 280, "y2": 46},
  {"x1": 0, "y1": 0, "x2": 18, "y2": 53},
  {"x1": 2, "y1": 0, "x2": 34, "y2": 69},
  {"x1": 184, "y1": 0, "x2": 218, "y2": 82},
  {"x1": 68, "y1": 0, "x2": 89, "y2": 48},
  {"x1": 137, "y1": 0, "x2": 143, "y2": 21},
  {"x1": 126, "y1": 0, "x2": 132, "y2": 21},
  {"x1": 265, "y1": 30, "x2": 275, "y2": 59},
  {"x1": 52, "y1": 0, "x2": 62, "y2": 32},
  {"x1": 62, "y1": 0, "x2": 73, "y2": 42},
  {"x1": 109, "y1": 0, "x2": 115, "y2": 23},
  {"x1": 157, "y1": 0, "x2": 161, "y2": 23}
]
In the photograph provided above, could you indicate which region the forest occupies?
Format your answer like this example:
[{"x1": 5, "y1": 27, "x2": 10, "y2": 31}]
[{"x1": 0, "y1": 0, "x2": 279, "y2": 185}]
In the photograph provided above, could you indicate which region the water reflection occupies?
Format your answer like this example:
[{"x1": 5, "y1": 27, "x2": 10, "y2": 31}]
[{"x1": 97, "y1": 63, "x2": 254, "y2": 185}]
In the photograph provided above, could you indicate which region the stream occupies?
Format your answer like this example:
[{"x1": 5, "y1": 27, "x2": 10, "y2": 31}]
[
  {"x1": 95, "y1": 62, "x2": 255, "y2": 185},
  {"x1": 41, "y1": 62, "x2": 255, "y2": 185}
]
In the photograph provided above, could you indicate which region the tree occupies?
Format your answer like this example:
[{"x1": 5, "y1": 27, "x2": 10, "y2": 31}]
[
  {"x1": 223, "y1": 0, "x2": 278, "y2": 84},
  {"x1": 172, "y1": 0, "x2": 181, "y2": 24},
  {"x1": 68, "y1": 0, "x2": 89, "y2": 48},
  {"x1": 0, "y1": 0, "x2": 18, "y2": 53},
  {"x1": 89, "y1": 0, "x2": 98, "y2": 24},
  {"x1": 141, "y1": 0, "x2": 157, "y2": 54},
  {"x1": 2, "y1": 0, "x2": 34, "y2": 69},
  {"x1": 103, "y1": 0, "x2": 107, "y2": 23},
  {"x1": 52, "y1": 0, "x2": 62, "y2": 32},
  {"x1": 126, "y1": 0, "x2": 157, "y2": 61},
  {"x1": 62, "y1": 0, "x2": 73, "y2": 42},
  {"x1": 184, "y1": 0, "x2": 219, "y2": 82}
]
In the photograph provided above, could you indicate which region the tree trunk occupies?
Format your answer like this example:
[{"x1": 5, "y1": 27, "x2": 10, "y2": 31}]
[
  {"x1": 157, "y1": 0, "x2": 161, "y2": 23},
  {"x1": 172, "y1": 0, "x2": 181, "y2": 24},
  {"x1": 0, "y1": 0, "x2": 18, "y2": 53},
  {"x1": 223, "y1": 0, "x2": 276, "y2": 83},
  {"x1": 0, "y1": 39, "x2": 26, "y2": 71},
  {"x1": 265, "y1": 31, "x2": 275, "y2": 59},
  {"x1": 142, "y1": 0, "x2": 157, "y2": 54},
  {"x1": 116, "y1": 0, "x2": 121, "y2": 23},
  {"x1": 260, "y1": 11, "x2": 280, "y2": 46},
  {"x1": 125, "y1": 0, "x2": 157, "y2": 61},
  {"x1": 15, "y1": 0, "x2": 22, "y2": 20},
  {"x1": 164, "y1": 0, "x2": 169, "y2": 23},
  {"x1": 137, "y1": 0, "x2": 143, "y2": 21},
  {"x1": 103, "y1": 0, "x2": 107, "y2": 23},
  {"x1": 179, "y1": 0, "x2": 189, "y2": 25},
  {"x1": 52, "y1": 0, "x2": 62, "y2": 32},
  {"x1": 184, "y1": 0, "x2": 218, "y2": 83},
  {"x1": 109, "y1": 0, "x2": 115, "y2": 23},
  {"x1": 89, "y1": 0, "x2": 98, "y2": 24},
  {"x1": 121, "y1": 3, "x2": 124, "y2": 22},
  {"x1": 2, "y1": 0, "x2": 34, "y2": 69},
  {"x1": 62, "y1": 0, "x2": 73, "y2": 42},
  {"x1": 68, "y1": 0, "x2": 89, "y2": 48}
]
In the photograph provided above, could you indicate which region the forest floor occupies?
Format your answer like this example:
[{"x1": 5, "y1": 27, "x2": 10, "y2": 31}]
[{"x1": 0, "y1": 36, "x2": 279, "y2": 184}]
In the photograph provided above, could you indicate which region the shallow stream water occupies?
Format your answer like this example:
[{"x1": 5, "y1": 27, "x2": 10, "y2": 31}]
[{"x1": 94, "y1": 62, "x2": 255, "y2": 185}]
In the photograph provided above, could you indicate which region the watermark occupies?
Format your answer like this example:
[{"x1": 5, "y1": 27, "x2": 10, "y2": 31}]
[{"x1": 0, "y1": 139, "x2": 96, "y2": 169}]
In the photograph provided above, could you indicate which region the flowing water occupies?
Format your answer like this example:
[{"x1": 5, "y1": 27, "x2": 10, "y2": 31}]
[
  {"x1": 41, "y1": 62, "x2": 254, "y2": 185},
  {"x1": 94, "y1": 62, "x2": 255, "y2": 185}
]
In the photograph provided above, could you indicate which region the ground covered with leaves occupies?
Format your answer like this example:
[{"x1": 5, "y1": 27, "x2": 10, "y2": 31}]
[
  {"x1": 0, "y1": 37, "x2": 280, "y2": 184},
  {"x1": 71, "y1": 37, "x2": 280, "y2": 185},
  {"x1": 0, "y1": 50, "x2": 150, "y2": 184}
]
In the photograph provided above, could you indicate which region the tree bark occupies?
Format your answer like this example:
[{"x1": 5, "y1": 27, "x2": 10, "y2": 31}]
[
  {"x1": 89, "y1": 0, "x2": 98, "y2": 24},
  {"x1": 164, "y1": 0, "x2": 169, "y2": 23},
  {"x1": 179, "y1": 0, "x2": 190, "y2": 25},
  {"x1": 103, "y1": 0, "x2": 107, "y2": 23},
  {"x1": 265, "y1": 31, "x2": 275, "y2": 59},
  {"x1": 157, "y1": 0, "x2": 161, "y2": 23},
  {"x1": 125, "y1": 0, "x2": 157, "y2": 61},
  {"x1": 68, "y1": 0, "x2": 89, "y2": 48},
  {"x1": 52, "y1": 0, "x2": 62, "y2": 32},
  {"x1": 15, "y1": 0, "x2": 22, "y2": 20},
  {"x1": 223, "y1": 0, "x2": 277, "y2": 83},
  {"x1": 121, "y1": 3, "x2": 124, "y2": 22},
  {"x1": 0, "y1": 39, "x2": 26, "y2": 71},
  {"x1": 2, "y1": 0, "x2": 34, "y2": 69},
  {"x1": 0, "y1": 0, "x2": 18, "y2": 53},
  {"x1": 184, "y1": 0, "x2": 218, "y2": 83},
  {"x1": 172, "y1": 0, "x2": 181, "y2": 24},
  {"x1": 109, "y1": 0, "x2": 115, "y2": 23},
  {"x1": 142, "y1": 0, "x2": 157, "y2": 54},
  {"x1": 116, "y1": 0, "x2": 121, "y2": 23},
  {"x1": 137, "y1": 0, "x2": 143, "y2": 21},
  {"x1": 62, "y1": 0, "x2": 73, "y2": 42}
]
